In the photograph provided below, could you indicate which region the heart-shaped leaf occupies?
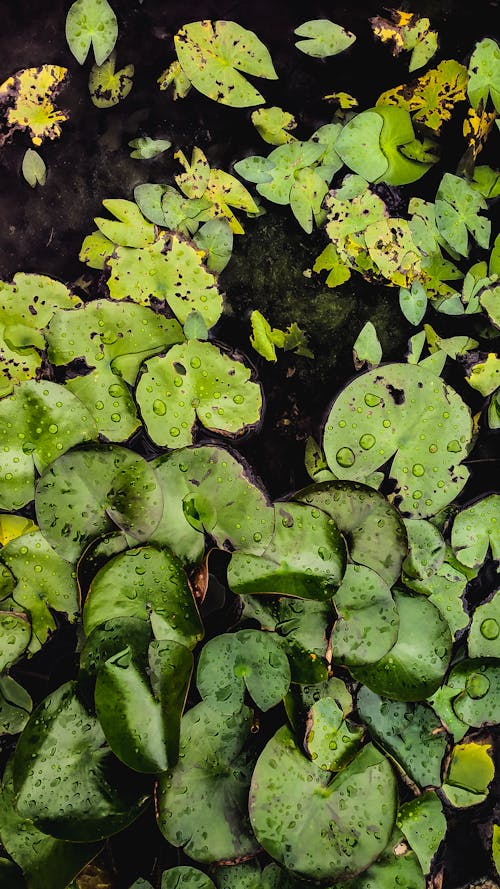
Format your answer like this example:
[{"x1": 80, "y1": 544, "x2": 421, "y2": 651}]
[
  {"x1": 66, "y1": 0, "x2": 117, "y2": 65},
  {"x1": 397, "y1": 791, "x2": 446, "y2": 875},
  {"x1": 294, "y1": 20, "x2": 356, "y2": 58},
  {"x1": 0, "y1": 676, "x2": 32, "y2": 735},
  {"x1": 304, "y1": 696, "x2": 364, "y2": 770},
  {"x1": 330, "y1": 564, "x2": 399, "y2": 666},
  {"x1": 162, "y1": 869, "x2": 216, "y2": 889},
  {"x1": 451, "y1": 494, "x2": 500, "y2": 568},
  {"x1": 0, "y1": 611, "x2": 30, "y2": 670}
]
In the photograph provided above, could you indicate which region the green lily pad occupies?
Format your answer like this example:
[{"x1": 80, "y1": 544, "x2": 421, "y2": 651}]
[
  {"x1": 162, "y1": 869, "x2": 216, "y2": 889},
  {"x1": 151, "y1": 445, "x2": 273, "y2": 564},
  {"x1": 402, "y1": 518, "x2": 446, "y2": 580},
  {"x1": 350, "y1": 589, "x2": 452, "y2": 701},
  {"x1": 451, "y1": 494, "x2": 500, "y2": 568},
  {"x1": 251, "y1": 106, "x2": 296, "y2": 146},
  {"x1": 35, "y1": 444, "x2": 163, "y2": 562},
  {"x1": 194, "y1": 219, "x2": 233, "y2": 273},
  {"x1": 22, "y1": 148, "x2": 46, "y2": 187},
  {"x1": 156, "y1": 701, "x2": 258, "y2": 863},
  {"x1": 136, "y1": 340, "x2": 262, "y2": 448},
  {"x1": 330, "y1": 564, "x2": 399, "y2": 666},
  {"x1": 356, "y1": 686, "x2": 448, "y2": 787},
  {"x1": 12, "y1": 681, "x2": 150, "y2": 841},
  {"x1": 442, "y1": 739, "x2": 495, "y2": 807},
  {"x1": 241, "y1": 596, "x2": 331, "y2": 683},
  {"x1": 469, "y1": 591, "x2": 500, "y2": 657},
  {"x1": 353, "y1": 321, "x2": 382, "y2": 369},
  {"x1": 435, "y1": 173, "x2": 490, "y2": 257},
  {"x1": 79, "y1": 615, "x2": 152, "y2": 690},
  {"x1": 107, "y1": 232, "x2": 222, "y2": 328},
  {"x1": 285, "y1": 676, "x2": 354, "y2": 735},
  {"x1": 467, "y1": 37, "x2": 500, "y2": 114},
  {"x1": 196, "y1": 629, "x2": 290, "y2": 711},
  {"x1": 46, "y1": 298, "x2": 183, "y2": 440},
  {"x1": 295, "y1": 480, "x2": 408, "y2": 586},
  {"x1": 83, "y1": 545, "x2": 203, "y2": 646},
  {"x1": 294, "y1": 20, "x2": 356, "y2": 58},
  {"x1": 0, "y1": 380, "x2": 97, "y2": 509},
  {"x1": 304, "y1": 696, "x2": 364, "y2": 771},
  {"x1": 227, "y1": 501, "x2": 346, "y2": 600},
  {"x1": 397, "y1": 791, "x2": 446, "y2": 875},
  {"x1": 431, "y1": 659, "x2": 500, "y2": 736},
  {"x1": 404, "y1": 554, "x2": 469, "y2": 638},
  {"x1": 0, "y1": 530, "x2": 78, "y2": 654},
  {"x1": 65, "y1": 0, "x2": 117, "y2": 65},
  {"x1": 334, "y1": 110, "x2": 386, "y2": 181},
  {"x1": 215, "y1": 861, "x2": 262, "y2": 888},
  {"x1": 0, "y1": 759, "x2": 100, "y2": 889},
  {"x1": 0, "y1": 676, "x2": 32, "y2": 735},
  {"x1": 333, "y1": 828, "x2": 424, "y2": 888},
  {"x1": 94, "y1": 199, "x2": 155, "y2": 248},
  {"x1": 322, "y1": 363, "x2": 472, "y2": 518},
  {"x1": 0, "y1": 611, "x2": 30, "y2": 670},
  {"x1": 129, "y1": 136, "x2": 171, "y2": 160},
  {"x1": 88, "y1": 53, "x2": 134, "y2": 109},
  {"x1": 249, "y1": 728, "x2": 396, "y2": 881},
  {"x1": 173, "y1": 20, "x2": 277, "y2": 108},
  {"x1": 95, "y1": 639, "x2": 193, "y2": 773}
]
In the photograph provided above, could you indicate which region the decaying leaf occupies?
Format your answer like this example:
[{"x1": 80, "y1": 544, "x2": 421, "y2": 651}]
[
  {"x1": 370, "y1": 9, "x2": 438, "y2": 71},
  {"x1": 0, "y1": 66, "x2": 68, "y2": 146},
  {"x1": 462, "y1": 107, "x2": 497, "y2": 162},
  {"x1": 376, "y1": 60, "x2": 468, "y2": 132},
  {"x1": 88, "y1": 52, "x2": 134, "y2": 108},
  {"x1": 157, "y1": 60, "x2": 192, "y2": 100},
  {"x1": 251, "y1": 106, "x2": 296, "y2": 145}
]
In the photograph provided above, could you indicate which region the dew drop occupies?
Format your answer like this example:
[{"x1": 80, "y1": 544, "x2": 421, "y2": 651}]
[
  {"x1": 412, "y1": 463, "x2": 424, "y2": 477},
  {"x1": 108, "y1": 383, "x2": 122, "y2": 397},
  {"x1": 359, "y1": 433, "x2": 375, "y2": 450},
  {"x1": 48, "y1": 424, "x2": 58, "y2": 434},
  {"x1": 170, "y1": 427, "x2": 180, "y2": 438},
  {"x1": 153, "y1": 399, "x2": 166, "y2": 416},
  {"x1": 465, "y1": 672, "x2": 490, "y2": 699},
  {"x1": 447, "y1": 440, "x2": 461, "y2": 453},
  {"x1": 364, "y1": 393, "x2": 381, "y2": 407},
  {"x1": 336, "y1": 447, "x2": 355, "y2": 468},
  {"x1": 480, "y1": 618, "x2": 499, "y2": 640},
  {"x1": 233, "y1": 394, "x2": 244, "y2": 405},
  {"x1": 111, "y1": 413, "x2": 121, "y2": 423}
]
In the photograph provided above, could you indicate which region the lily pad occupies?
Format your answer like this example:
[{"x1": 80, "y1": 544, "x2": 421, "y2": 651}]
[
  {"x1": 397, "y1": 791, "x2": 446, "y2": 875},
  {"x1": 294, "y1": 480, "x2": 408, "y2": 586},
  {"x1": 156, "y1": 701, "x2": 258, "y2": 863},
  {"x1": 442, "y1": 740, "x2": 494, "y2": 807},
  {"x1": 322, "y1": 363, "x2": 473, "y2": 518},
  {"x1": 173, "y1": 20, "x2": 277, "y2": 107},
  {"x1": 22, "y1": 148, "x2": 46, "y2": 187},
  {"x1": 356, "y1": 686, "x2": 448, "y2": 787},
  {"x1": 136, "y1": 340, "x2": 262, "y2": 448},
  {"x1": 451, "y1": 494, "x2": 500, "y2": 568},
  {"x1": 46, "y1": 298, "x2": 183, "y2": 440},
  {"x1": 0, "y1": 530, "x2": 78, "y2": 654},
  {"x1": 83, "y1": 545, "x2": 203, "y2": 646},
  {"x1": 66, "y1": 0, "x2": 118, "y2": 65},
  {"x1": 0, "y1": 66, "x2": 69, "y2": 147},
  {"x1": 251, "y1": 106, "x2": 296, "y2": 145},
  {"x1": 88, "y1": 53, "x2": 134, "y2": 109},
  {"x1": 469, "y1": 591, "x2": 500, "y2": 658},
  {"x1": 402, "y1": 518, "x2": 446, "y2": 581},
  {"x1": 107, "y1": 232, "x2": 222, "y2": 328},
  {"x1": 430, "y1": 658, "x2": 500, "y2": 737},
  {"x1": 0, "y1": 759, "x2": 100, "y2": 889},
  {"x1": 194, "y1": 220, "x2": 233, "y2": 273},
  {"x1": 35, "y1": 444, "x2": 163, "y2": 562},
  {"x1": 330, "y1": 564, "x2": 399, "y2": 666},
  {"x1": 12, "y1": 681, "x2": 150, "y2": 841},
  {"x1": 304, "y1": 696, "x2": 364, "y2": 771},
  {"x1": 227, "y1": 501, "x2": 346, "y2": 600},
  {"x1": 0, "y1": 381, "x2": 97, "y2": 510},
  {"x1": 0, "y1": 675, "x2": 32, "y2": 735},
  {"x1": 350, "y1": 589, "x2": 452, "y2": 701},
  {"x1": 467, "y1": 37, "x2": 500, "y2": 114},
  {"x1": 0, "y1": 611, "x2": 30, "y2": 670},
  {"x1": 249, "y1": 728, "x2": 396, "y2": 881},
  {"x1": 162, "y1": 869, "x2": 216, "y2": 889},
  {"x1": 294, "y1": 20, "x2": 356, "y2": 58},
  {"x1": 333, "y1": 827, "x2": 424, "y2": 888},
  {"x1": 196, "y1": 629, "x2": 290, "y2": 711},
  {"x1": 435, "y1": 173, "x2": 490, "y2": 257},
  {"x1": 151, "y1": 445, "x2": 273, "y2": 564}
]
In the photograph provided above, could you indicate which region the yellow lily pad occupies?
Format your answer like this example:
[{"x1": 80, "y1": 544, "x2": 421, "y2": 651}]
[{"x1": 0, "y1": 66, "x2": 68, "y2": 147}]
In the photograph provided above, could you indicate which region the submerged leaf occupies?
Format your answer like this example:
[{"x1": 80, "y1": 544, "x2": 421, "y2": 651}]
[
  {"x1": 128, "y1": 136, "x2": 171, "y2": 160},
  {"x1": 22, "y1": 148, "x2": 46, "y2": 187}
]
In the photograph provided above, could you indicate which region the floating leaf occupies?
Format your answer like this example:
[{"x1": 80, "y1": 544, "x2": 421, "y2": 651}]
[
  {"x1": 136, "y1": 340, "x2": 262, "y2": 448},
  {"x1": 397, "y1": 791, "x2": 446, "y2": 875},
  {"x1": 12, "y1": 682, "x2": 149, "y2": 841},
  {"x1": 304, "y1": 696, "x2": 363, "y2": 771},
  {"x1": 370, "y1": 10, "x2": 438, "y2": 71},
  {"x1": 227, "y1": 501, "x2": 346, "y2": 600},
  {"x1": 162, "y1": 869, "x2": 215, "y2": 889},
  {"x1": 467, "y1": 37, "x2": 500, "y2": 114},
  {"x1": 21, "y1": 148, "x2": 46, "y2": 187},
  {"x1": 323, "y1": 362, "x2": 472, "y2": 518},
  {"x1": 480, "y1": 282, "x2": 500, "y2": 328},
  {"x1": 429, "y1": 659, "x2": 500, "y2": 740},
  {"x1": 251, "y1": 106, "x2": 296, "y2": 145},
  {"x1": 357, "y1": 686, "x2": 448, "y2": 786},
  {"x1": 65, "y1": 0, "x2": 118, "y2": 65},
  {"x1": 173, "y1": 20, "x2": 277, "y2": 107},
  {"x1": 294, "y1": 20, "x2": 356, "y2": 59},
  {"x1": 295, "y1": 480, "x2": 407, "y2": 586},
  {"x1": 376, "y1": 60, "x2": 468, "y2": 133},
  {"x1": 330, "y1": 564, "x2": 399, "y2": 667},
  {"x1": 157, "y1": 701, "x2": 258, "y2": 863},
  {"x1": 129, "y1": 136, "x2": 171, "y2": 160},
  {"x1": 107, "y1": 232, "x2": 222, "y2": 327},
  {"x1": 151, "y1": 445, "x2": 273, "y2": 564},
  {"x1": 0, "y1": 530, "x2": 78, "y2": 653},
  {"x1": 333, "y1": 827, "x2": 424, "y2": 888},
  {"x1": 249, "y1": 729, "x2": 396, "y2": 881},
  {"x1": 89, "y1": 52, "x2": 134, "y2": 108},
  {"x1": 0, "y1": 66, "x2": 68, "y2": 147},
  {"x1": 0, "y1": 612, "x2": 30, "y2": 671},
  {"x1": 469, "y1": 591, "x2": 500, "y2": 658},
  {"x1": 197, "y1": 629, "x2": 290, "y2": 712},
  {"x1": 94, "y1": 199, "x2": 155, "y2": 248},
  {"x1": 402, "y1": 518, "x2": 445, "y2": 581},
  {"x1": 442, "y1": 740, "x2": 494, "y2": 807},
  {"x1": 0, "y1": 675, "x2": 32, "y2": 736},
  {"x1": 0, "y1": 759, "x2": 100, "y2": 889},
  {"x1": 451, "y1": 494, "x2": 500, "y2": 568},
  {"x1": 435, "y1": 173, "x2": 490, "y2": 257},
  {"x1": 83, "y1": 545, "x2": 203, "y2": 646},
  {"x1": 47, "y1": 298, "x2": 183, "y2": 440},
  {"x1": 353, "y1": 321, "x2": 382, "y2": 369},
  {"x1": 465, "y1": 352, "x2": 500, "y2": 395},
  {"x1": 35, "y1": 444, "x2": 163, "y2": 562},
  {"x1": 157, "y1": 60, "x2": 192, "y2": 100},
  {"x1": 194, "y1": 219, "x2": 233, "y2": 273},
  {"x1": 350, "y1": 589, "x2": 452, "y2": 701}
]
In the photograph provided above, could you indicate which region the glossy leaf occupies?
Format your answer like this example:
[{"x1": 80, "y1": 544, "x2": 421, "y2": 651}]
[
  {"x1": 0, "y1": 66, "x2": 68, "y2": 147},
  {"x1": 0, "y1": 381, "x2": 97, "y2": 510},
  {"x1": 137, "y1": 340, "x2": 262, "y2": 448},
  {"x1": 157, "y1": 701, "x2": 258, "y2": 863},
  {"x1": 333, "y1": 827, "x2": 424, "y2": 888},
  {"x1": 0, "y1": 611, "x2": 30, "y2": 670},
  {"x1": 22, "y1": 149, "x2": 46, "y2": 187},
  {"x1": 35, "y1": 444, "x2": 163, "y2": 562},
  {"x1": 66, "y1": 0, "x2": 117, "y2": 65},
  {"x1": 173, "y1": 20, "x2": 277, "y2": 107},
  {"x1": 295, "y1": 480, "x2": 408, "y2": 586},
  {"x1": 469, "y1": 591, "x2": 500, "y2": 658},
  {"x1": 357, "y1": 686, "x2": 448, "y2": 787},
  {"x1": 442, "y1": 740, "x2": 494, "y2": 807},
  {"x1": 0, "y1": 676, "x2": 32, "y2": 735},
  {"x1": 467, "y1": 37, "x2": 500, "y2": 113},
  {"x1": 330, "y1": 564, "x2": 399, "y2": 666},
  {"x1": 451, "y1": 494, "x2": 500, "y2": 568},
  {"x1": 402, "y1": 518, "x2": 445, "y2": 581},
  {"x1": 162, "y1": 869, "x2": 215, "y2": 888},
  {"x1": 12, "y1": 682, "x2": 149, "y2": 841},
  {"x1": 397, "y1": 791, "x2": 446, "y2": 875},
  {"x1": 350, "y1": 589, "x2": 452, "y2": 701},
  {"x1": 430, "y1": 658, "x2": 500, "y2": 738},
  {"x1": 294, "y1": 20, "x2": 356, "y2": 58},
  {"x1": 304, "y1": 696, "x2": 363, "y2": 770},
  {"x1": 322, "y1": 363, "x2": 472, "y2": 518},
  {"x1": 249, "y1": 728, "x2": 396, "y2": 881},
  {"x1": 197, "y1": 629, "x2": 290, "y2": 711},
  {"x1": 227, "y1": 501, "x2": 346, "y2": 600}
]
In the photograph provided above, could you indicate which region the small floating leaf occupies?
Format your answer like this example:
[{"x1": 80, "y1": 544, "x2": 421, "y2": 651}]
[
  {"x1": 451, "y1": 494, "x2": 500, "y2": 567},
  {"x1": 370, "y1": 9, "x2": 438, "y2": 72},
  {"x1": 89, "y1": 52, "x2": 134, "y2": 108},
  {"x1": 435, "y1": 173, "x2": 490, "y2": 257},
  {"x1": 468, "y1": 591, "x2": 500, "y2": 658},
  {"x1": 162, "y1": 869, "x2": 216, "y2": 889},
  {"x1": 376, "y1": 60, "x2": 468, "y2": 133},
  {"x1": 294, "y1": 20, "x2": 356, "y2": 59},
  {"x1": 66, "y1": 0, "x2": 118, "y2": 66},
  {"x1": 0, "y1": 611, "x2": 30, "y2": 670},
  {"x1": 442, "y1": 740, "x2": 495, "y2": 807},
  {"x1": 21, "y1": 149, "x2": 46, "y2": 187},
  {"x1": 128, "y1": 136, "x2": 171, "y2": 160},
  {"x1": 304, "y1": 696, "x2": 363, "y2": 771},
  {"x1": 397, "y1": 791, "x2": 446, "y2": 875},
  {"x1": 0, "y1": 676, "x2": 32, "y2": 736},
  {"x1": 353, "y1": 321, "x2": 382, "y2": 369},
  {"x1": 467, "y1": 37, "x2": 500, "y2": 114},
  {"x1": 251, "y1": 106, "x2": 296, "y2": 145},
  {"x1": 330, "y1": 564, "x2": 399, "y2": 666}
]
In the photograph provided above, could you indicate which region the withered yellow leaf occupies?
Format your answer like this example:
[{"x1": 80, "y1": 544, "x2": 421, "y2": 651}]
[{"x1": 0, "y1": 65, "x2": 68, "y2": 146}]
